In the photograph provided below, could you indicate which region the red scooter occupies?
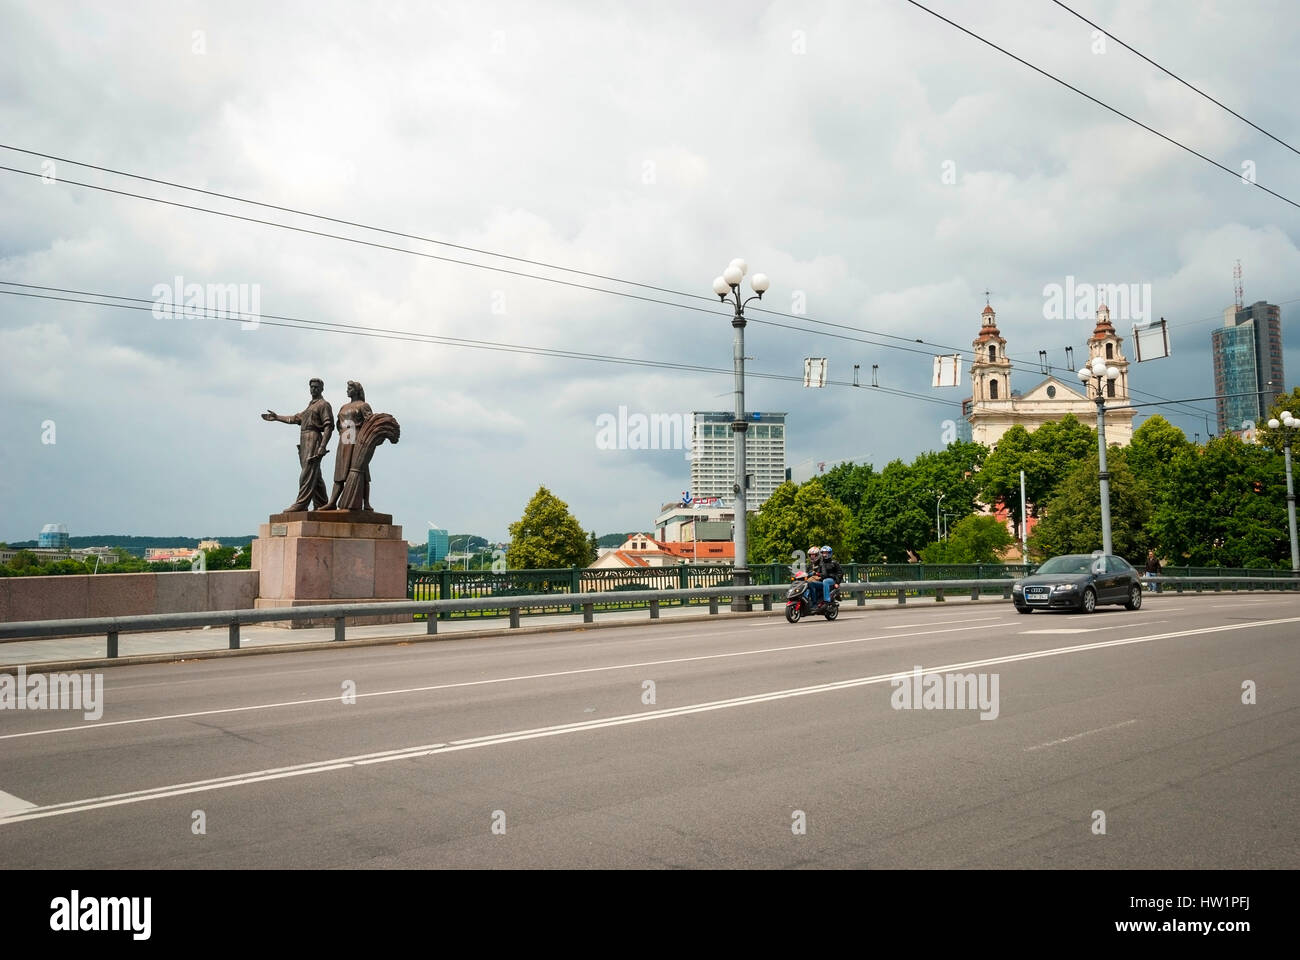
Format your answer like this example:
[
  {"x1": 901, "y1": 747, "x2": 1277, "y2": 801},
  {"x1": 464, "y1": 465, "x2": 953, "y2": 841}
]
[{"x1": 784, "y1": 571, "x2": 840, "y2": 623}]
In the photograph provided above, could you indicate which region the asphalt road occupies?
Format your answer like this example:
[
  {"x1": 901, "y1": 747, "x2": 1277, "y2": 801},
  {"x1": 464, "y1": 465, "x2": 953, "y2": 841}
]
[{"x1": 1, "y1": 593, "x2": 1296, "y2": 868}]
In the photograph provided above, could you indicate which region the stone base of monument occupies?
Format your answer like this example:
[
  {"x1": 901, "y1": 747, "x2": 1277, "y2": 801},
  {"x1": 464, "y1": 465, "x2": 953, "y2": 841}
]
[{"x1": 251, "y1": 510, "x2": 409, "y2": 628}]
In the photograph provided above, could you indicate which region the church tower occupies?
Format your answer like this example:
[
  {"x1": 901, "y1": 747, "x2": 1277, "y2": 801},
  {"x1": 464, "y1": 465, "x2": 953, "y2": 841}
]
[
  {"x1": 1082, "y1": 303, "x2": 1137, "y2": 444},
  {"x1": 1083, "y1": 304, "x2": 1131, "y2": 403},
  {"x1": 970, "y1": 303, "x2": 1011, "y2": 403}
]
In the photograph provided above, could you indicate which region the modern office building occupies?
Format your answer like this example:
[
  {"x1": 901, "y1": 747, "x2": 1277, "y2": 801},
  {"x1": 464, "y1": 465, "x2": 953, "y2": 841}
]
[
  {"x1": 690, "y1": 411, "x2": 787, "y2": 510},
  {"x1": 1212, "y1": 301, "x2": 1285, "y2": 435},
  {"x1": 426, "y1": 527, "x2": 449, "y2": 566},
  {"x1": 38, "y1": 523, "x2": 69, "y2": 549}
]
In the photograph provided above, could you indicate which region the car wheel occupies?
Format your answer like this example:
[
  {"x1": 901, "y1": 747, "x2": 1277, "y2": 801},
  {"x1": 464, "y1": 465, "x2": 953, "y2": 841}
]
[
  {"x1": 785, "y1": 605, "x2": 801, "y2": 624},
  {"x1": 1080, "y1": 587, "x2": 1096, "y2": 614},
  {"x1": 1015, "y1": 604, "x2": 1033, "y2": 614},
  {"x1": 1124, "y1": 585, "x2": 1142, "y2": 610}
]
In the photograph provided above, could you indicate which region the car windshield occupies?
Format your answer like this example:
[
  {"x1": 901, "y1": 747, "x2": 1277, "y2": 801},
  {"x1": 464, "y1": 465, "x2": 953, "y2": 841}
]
[{"x1": 1035, "y1": 555, "x2": 1095, "y2": 575}]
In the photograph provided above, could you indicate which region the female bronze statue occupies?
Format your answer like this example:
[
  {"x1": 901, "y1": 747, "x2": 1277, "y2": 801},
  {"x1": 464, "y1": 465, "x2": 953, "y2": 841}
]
[{"x1": 325, "y1": 381, "x2": 373, "y2": 511}]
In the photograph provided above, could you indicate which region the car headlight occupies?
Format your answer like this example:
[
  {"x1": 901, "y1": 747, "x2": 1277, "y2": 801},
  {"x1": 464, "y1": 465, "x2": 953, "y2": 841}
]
[
  {"x1": 1053, "y1": 583, "x2": 1077, "y2": 592},
  {"x1": 1012, "y1": 580, "x2": 1023, "y2": 591}
]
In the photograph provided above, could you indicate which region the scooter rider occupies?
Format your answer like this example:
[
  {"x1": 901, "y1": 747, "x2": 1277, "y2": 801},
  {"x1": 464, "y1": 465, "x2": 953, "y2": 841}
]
[
  {"x1": 818, "y1": 545, "x2": 843, "y2": 609},
  {"x1": 804, "y1": 546, "x2": 825, "y2": 609}
]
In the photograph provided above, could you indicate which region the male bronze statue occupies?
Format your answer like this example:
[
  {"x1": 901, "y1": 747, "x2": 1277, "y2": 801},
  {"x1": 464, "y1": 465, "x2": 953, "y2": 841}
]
[{"x1": 261, "y1": 377, "x2": 334, "y2": 512}]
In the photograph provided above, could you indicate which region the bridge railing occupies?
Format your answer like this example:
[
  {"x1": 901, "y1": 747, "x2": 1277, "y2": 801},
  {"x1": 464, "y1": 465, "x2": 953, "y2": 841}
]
[
  {"x1": 406, "y1": 562, "x2": 1036, "y2": 620},
  {"x1": 2, "y1": 574, "x2": 1296, "y2": 662}
]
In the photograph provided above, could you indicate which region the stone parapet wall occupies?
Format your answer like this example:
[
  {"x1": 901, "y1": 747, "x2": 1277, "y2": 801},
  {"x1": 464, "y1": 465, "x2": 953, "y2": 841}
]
[{"x1": 0, "y1": 570, "x2": 260, "y2": 625}]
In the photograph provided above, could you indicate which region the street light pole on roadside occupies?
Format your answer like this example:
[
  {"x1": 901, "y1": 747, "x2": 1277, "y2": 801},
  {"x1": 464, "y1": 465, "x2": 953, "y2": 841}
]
[
  {"x1": 1079, "y1": 358, "x2": 1121, "y2": 556},
  {"x1": 1266, "y1": 410, "x2": 1300, "y2": 572},
  {"x1": 712, "y1": 259, "x2": 770, "y2": 606}
]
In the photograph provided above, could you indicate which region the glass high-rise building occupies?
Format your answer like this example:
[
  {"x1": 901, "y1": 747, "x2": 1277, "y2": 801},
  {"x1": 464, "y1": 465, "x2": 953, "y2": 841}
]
[
  {"x1": 690, "y1": 411, "x2": 787, "y2": 509},
  {"x1": 426, "y1": 527, "x2": 449, "y2": 566},
  {"x1": 38, "y1": 523, "x2": 69, "y2": 549},
  {"x1": 1212, "y1": 301, "x2": 1285, "y2": 435}
]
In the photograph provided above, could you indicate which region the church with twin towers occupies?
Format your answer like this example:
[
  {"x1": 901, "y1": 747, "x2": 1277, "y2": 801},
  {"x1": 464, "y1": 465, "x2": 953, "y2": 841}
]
[{"x1": 962, "y1": 301, "x2": 1137, "y2": 448}]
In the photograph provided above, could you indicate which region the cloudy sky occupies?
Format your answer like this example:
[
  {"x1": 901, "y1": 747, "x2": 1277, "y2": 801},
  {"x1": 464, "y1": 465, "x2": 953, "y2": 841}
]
[{"x1": 2, "y1": 0, "x2": 1298, "y2": 543}]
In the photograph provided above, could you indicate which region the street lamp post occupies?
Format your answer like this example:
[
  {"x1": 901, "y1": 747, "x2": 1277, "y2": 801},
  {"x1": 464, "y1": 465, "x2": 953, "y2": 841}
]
[
  {"x1": 1078, "y1": 358, "x2": 1121, "y2": 556},
  {"x1": 1266, "y1": 410, "x2": 1300, "y2": 572},
  {"x1": 713, "y1": 259, "x2": 770, "y2": 605}
]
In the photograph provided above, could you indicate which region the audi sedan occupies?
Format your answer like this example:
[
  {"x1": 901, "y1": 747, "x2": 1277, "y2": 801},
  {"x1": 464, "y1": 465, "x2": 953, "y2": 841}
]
[{"x1": 1012, "y1": 553, "x2": 1143, "y2": 614}]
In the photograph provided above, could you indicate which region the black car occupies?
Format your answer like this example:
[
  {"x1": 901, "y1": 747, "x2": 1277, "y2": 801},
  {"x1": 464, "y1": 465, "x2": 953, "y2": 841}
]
[{"x1": 1012, "y1": 553, "x2": 1143, "y2": 614}]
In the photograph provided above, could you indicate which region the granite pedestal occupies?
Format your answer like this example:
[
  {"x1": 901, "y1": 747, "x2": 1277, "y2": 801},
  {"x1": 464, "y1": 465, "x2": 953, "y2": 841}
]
[{"x1": 250, "y1": 510, "x2": 410, "y2": 628}]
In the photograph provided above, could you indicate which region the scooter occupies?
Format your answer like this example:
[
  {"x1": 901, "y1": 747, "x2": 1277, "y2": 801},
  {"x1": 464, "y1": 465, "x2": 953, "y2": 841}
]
[{"x1": 784, "y1": 571, "x2": 840, "y2": 623}]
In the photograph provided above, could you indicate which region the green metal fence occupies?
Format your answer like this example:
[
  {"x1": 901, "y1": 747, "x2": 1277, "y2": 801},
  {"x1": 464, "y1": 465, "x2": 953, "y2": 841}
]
[
  {"x1": 406, "y1": 562, "x2": 1296, "y2": 620},
  {"x1": 406, "y1": 562, "x2": 1038, "y2": 620}
]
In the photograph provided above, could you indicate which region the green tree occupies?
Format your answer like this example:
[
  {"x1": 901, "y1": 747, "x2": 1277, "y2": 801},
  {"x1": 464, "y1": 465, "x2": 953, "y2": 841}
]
[
  {"x1": 850, "y1": 441, "x2": 985, "y2": 562},
  {"x1": 977, "y1": 426, "x2": 1043, "y2": 540},
  {"x1": 587, "y1": 530, "x2": 599, "y2": 564},
  {"x1": 919, "y1": 514, "x2": 1014, "y2": 563},
  {"x1": 1148, "y1": 434, "x2": 1288, "y2": 566},
  {"x1": 506, "y1": 487, "x2": 591, "y2": 569},
  {"x1": 819, "y1": 462, "x2": 876, "y2": 515},
  {"x1": 1029, "y1": 448, "x2": 1151, "y2": 562},
  {"x1": 1258, "y1": 385, "x2": 1300, "y2": 454},
  {"x1": 8, "y1": 550, "x2": 39, "y2": 572},
  {"x1": 203, "y1": 546, "x2": 241, "y2": 569},
  {"x1": 748, "y1": 479, "x2": 854, "y2": 564},
  {"x1": 1127, "y1": 415, "x2": 1191, "y2": 485},
  {"x1": 979, "y1": 416, "x2": 1095, "y2": 540}
]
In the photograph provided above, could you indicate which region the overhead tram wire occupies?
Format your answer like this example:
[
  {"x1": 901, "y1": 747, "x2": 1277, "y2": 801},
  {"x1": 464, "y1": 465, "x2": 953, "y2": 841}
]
[
  {"x1": 0, "y1": 144, "x2": 1210, "y2": 404},
  {"x1": 0, "y1": 149, "x2": 1227, "y2": 419},
  {"x1": 0, "y1": 145, "x2": 1004, "y2": 361},
  {"x1": 901, "y1": 0, "x2": 1300, "y2": 212},
  {"x1": 0, "y1": 283, "x2": 958, "y2": 408},
  {"x1": 1048, "y1": 0, "x2": 1300, "y2": 158},
  {"x1": 0, "y1": 163, "x2": 957, "y2": 366}
]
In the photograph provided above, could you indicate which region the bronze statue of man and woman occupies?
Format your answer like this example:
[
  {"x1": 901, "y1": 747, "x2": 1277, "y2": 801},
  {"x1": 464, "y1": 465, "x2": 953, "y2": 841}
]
[{"x1": 262, "y1": 379, "x2": 400, "y2": 513}]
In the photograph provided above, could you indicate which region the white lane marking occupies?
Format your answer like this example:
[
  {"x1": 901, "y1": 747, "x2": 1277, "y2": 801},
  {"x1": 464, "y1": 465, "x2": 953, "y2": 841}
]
[
  {"x1": 0, "y1": 789, "x2": 35, "y2": 816},
  {"x1": 3, "y1": 615, "x2": 1296, "y2": 827},
  {"x1": 0, "y1": 621, "x2": 1002, "y2": 741},
  {"x1": 1208, "y1": 601, "x2": 1293, "y2": 608},
  {"x1": 1025, "y1": 719, "x2": 1140, "y2": 752},
  {"x1": 1022, "y1": 621, "x2": 1166, "y2": 636},
  {"x1": 887, "y1": 617, "x2": 1005, "y2": 629}
]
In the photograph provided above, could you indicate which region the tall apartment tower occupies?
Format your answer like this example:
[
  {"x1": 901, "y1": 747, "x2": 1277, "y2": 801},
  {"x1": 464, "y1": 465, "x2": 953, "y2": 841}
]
[
  {"x1": 689, "y1": 411, "x2": 787, "y2": 509},
  {"x1": 1212, "y1": 300, "x2": 1285, "y2": 435}
]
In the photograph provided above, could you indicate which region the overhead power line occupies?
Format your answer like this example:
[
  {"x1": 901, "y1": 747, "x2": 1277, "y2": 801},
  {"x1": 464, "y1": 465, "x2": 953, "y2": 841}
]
[
  {"x1": 901, "y1": 0, "x2": 1300, "y2": 211},
  {"x1": 0, "y1": 160, "x2": 958, "y2": 367},
  {"x1": 0, "y1": 146, "x2": 1234, "y2": 419},
  {"x1": 1048, "y1": 0, "x2": 1300, "y2": 158},
  {"x1": 0, "y1": 281, "x2": 959, "y2": 408},
  {"x1": 0, "y1": 143, "x2": 940, "y2": 356}
]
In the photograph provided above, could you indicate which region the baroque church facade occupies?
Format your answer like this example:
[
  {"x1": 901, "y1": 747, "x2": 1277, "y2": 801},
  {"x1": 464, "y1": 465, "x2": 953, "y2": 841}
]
[{"x1": 963, "y1": 302, "x2": 1137, "y2": 448}]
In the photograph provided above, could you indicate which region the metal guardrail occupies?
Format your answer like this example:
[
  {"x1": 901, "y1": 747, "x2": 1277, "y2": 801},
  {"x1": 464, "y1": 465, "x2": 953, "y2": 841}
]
[{"x1": 1, "y1": 576, "x2": 1296, "y2": 660}]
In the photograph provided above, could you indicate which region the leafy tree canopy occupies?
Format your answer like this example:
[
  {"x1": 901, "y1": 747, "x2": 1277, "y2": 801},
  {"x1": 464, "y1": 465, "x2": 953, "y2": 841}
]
[
  {"x1": 919, "y1": 514, "x2": 1014, "y2": 564},
  {"x1": 506, "y1": 486, "x2": 591, "y2": 569},
  {"x1": 749, "y1": 480, "x2": 854, "y2": 565}
]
